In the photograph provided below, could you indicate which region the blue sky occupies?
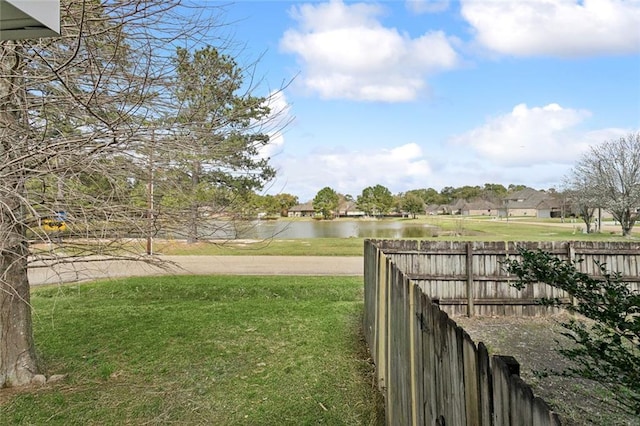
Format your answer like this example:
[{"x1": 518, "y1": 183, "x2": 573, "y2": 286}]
[{"x1": 216, "y1": 0, "x2": 640, "y2": 201}]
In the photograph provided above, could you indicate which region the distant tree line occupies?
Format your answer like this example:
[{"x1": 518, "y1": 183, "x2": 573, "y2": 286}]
[
  {"x1": 306, "y1": 183, "x2": 531, "y2": 220},
  {"x1": 90, "y1": 133, "x2": 640, "y2": 238},
  {"x1": 303, "y1": 133, "x2": 640, "y2": 237}
]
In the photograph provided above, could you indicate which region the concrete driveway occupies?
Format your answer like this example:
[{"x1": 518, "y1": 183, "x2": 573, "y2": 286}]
[{"x1": 28, "y1": 256, "x2": 364, "y2": 286}]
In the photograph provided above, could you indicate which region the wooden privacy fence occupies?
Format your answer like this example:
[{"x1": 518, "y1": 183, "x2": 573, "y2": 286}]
[
  {"x1": 370, "y1": 240, "x2": 640, "y2": 317},
  {"x1": 363, "y1": 240, "x2": 564, "y2": 425}
]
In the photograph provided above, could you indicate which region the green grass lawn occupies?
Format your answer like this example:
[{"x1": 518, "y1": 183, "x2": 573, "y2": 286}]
[
  {"x1": 156, "y1": 237, "x2": 365, "y2": 257},
  {"x1": 1, "y1": 276, "x2": 383, "y2": 425}
]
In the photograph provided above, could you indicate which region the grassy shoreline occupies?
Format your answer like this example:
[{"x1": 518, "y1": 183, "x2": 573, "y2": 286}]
[
  {"x1": 32, "y1": 216, "x2": 638, "y2": 257},
  {"x1": 149, "y1": 216, "x2": 639, "y2": 256}
]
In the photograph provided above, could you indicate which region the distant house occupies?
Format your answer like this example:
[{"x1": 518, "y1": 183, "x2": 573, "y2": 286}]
[
  {"x1": 425, "y1": 204, "x2": 440, "y2": 215},
  {"x1": 450, "y1": 199, "x2": 466, "y2": 215},
  {"x1": 337, "y1": 200, "x2": 365, "y2": 217},
  {"x1": 426, "y1": 204, "x2": 451, "y2": 215},
  {"x1": 498, "y1": 188, "x2": 561, "y2": 218},
  {"x1": 447, "y1": 198, "x2": 497, "y2": 216},
  {"x1": 287, "y1": 200, "x2": 366, "y2": 218},
  {"x1": 458, "y1": 200, "x2": 498, "y2": 216},
  {"x1": 287, "y1": 202, "x2": 316, "y2": 218}
]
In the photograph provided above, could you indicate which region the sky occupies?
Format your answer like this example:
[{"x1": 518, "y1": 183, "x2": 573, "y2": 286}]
[{"x1": 215, "y1": 0, "x2": 640, "y2": 202}]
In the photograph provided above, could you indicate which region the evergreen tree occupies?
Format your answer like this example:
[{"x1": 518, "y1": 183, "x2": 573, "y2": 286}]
[{"x1": 0, "y1": 1, "x2": 284, "y2": 387}]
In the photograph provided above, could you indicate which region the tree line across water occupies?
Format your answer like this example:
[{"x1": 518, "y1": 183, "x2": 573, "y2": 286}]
[
  {"x1": 308, "y1": 183, "x2": 529, "y2": 220},
  {"x1": 303, "y1": 133, "x2": 640, "y2": 239},
  {"x1": 246, "y1": 134, "x2": 640, "y2": 242}
]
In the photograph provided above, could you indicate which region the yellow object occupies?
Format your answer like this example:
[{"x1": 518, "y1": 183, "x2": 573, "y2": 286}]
[{"x1": 42, "y1": 218, "x2": 67, "y2": 232}]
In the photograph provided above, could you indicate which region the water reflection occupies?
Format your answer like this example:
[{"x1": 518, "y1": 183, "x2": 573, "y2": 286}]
[{"x1": 228, "y1": 220, "x2": 436, "y2": 239}]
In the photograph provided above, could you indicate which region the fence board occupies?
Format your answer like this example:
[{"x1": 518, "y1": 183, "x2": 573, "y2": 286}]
[
  {"x1": 365, "y1": 239, "x2": 639, "y2": 425},
  {"x1": 412, "y1": 286, "x2": 424, "y2": 426},
  {"x1": 376, "y1": 240, "x2": 640, "y2": 317},
  {"x1": 492, "y1": 356, "x2": 512, "y2": 425},
  {"x1": 421, "y1": 292, "x2": 437, "y2": 424},
  {"x1": 462, "y1": 332, "x2": 480, "y2": 425},
  {"x1": 477, "y1": 342, "x2": 493, "y2": 425}
]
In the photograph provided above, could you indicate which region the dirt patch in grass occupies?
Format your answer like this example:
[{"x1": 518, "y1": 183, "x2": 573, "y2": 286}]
[{"x1": 454, "y1": 314, "x2": 638, "y2": 426}]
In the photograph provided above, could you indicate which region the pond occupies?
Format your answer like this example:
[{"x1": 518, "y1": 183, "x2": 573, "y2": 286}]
[{"x1": 228, "y1": 219, "x2": 438, "y2": 239}]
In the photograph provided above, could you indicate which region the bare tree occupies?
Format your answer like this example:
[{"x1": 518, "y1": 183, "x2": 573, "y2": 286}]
[
  {"x1": 1, "y1": 0, "x2": 286, "y2": 387},
  {"x1": 1, "y1": 39, "x2": 38, "y2": 388},
  {"x1": 569, "y1": 133, "x2": 640, "y2": 237},
  {"x1": 563, "y1": 177, "x2": 598, "y2": 233}
]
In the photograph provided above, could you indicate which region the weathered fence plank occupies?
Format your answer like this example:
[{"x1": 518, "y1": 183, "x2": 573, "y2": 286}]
[
  {"x1": 373, "y1": 240, "x2": 640, "y2": 317},
  {"x1": 477, "y1": 342, "x2": 493, "y2": 425},
  {"x1": 421, "y1": 292, "x2": 437, "y2": 424},
  {"x1": 462, "y1": 332, "x2": 480, "y2": 425},
  {"x1": 492, "y1": 356, "x2": 512, "y2": 425},
  {"x1": 411, "y1": 285, "x2": 424, "y2": 426},
  {"x1": 365, "y1": 240, "x2": 570, "y2": 425},
  {"x1": 466, "y1": 243, "x2": 474, "y2": 316}
]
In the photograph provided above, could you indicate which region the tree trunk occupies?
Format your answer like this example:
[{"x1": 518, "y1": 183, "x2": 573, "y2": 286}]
[
  {"x1": 0, "y1": 218, "x2": 37, "y2": 387},
  {"x1": 0, "y1": 41, "x2": 38, "y2": 387},
  {"x1": 187, "y1": 161, "x2": 200, "y2": 243},
  {"x1": 579, "y1": 206, "x2": 594, "y2": 233},
  {"x1": 613, "y1": 208, "x2": 635, "y2": 237},
  {"x1": 188, "y1": 203, "x2": 199, "y2": 243},
  {"x1": 621, "y1": 209, "x2": 633, "y2": 237}
]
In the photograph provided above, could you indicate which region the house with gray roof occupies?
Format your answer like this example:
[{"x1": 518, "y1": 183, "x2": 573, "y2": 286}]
[
  {"x1": 287, "y1": 202, "x2": 316, "y2": 218},
  {"x1": 458, "y1": 200, "x2": 498, "y2": 216},
  {"x1": 498, "y1": 188, "x2": 561, "y2": 218}
]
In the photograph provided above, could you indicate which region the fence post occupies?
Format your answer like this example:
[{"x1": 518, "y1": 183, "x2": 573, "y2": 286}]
[
  {"x1": 385, "y1": 256, "x2": 393, "y2": 422},
  {"x1": 409, "y1": 282, "x2": 419, "y2": 426},
  {"x1": 566, "y1": 241, "x2": 575, "y2": 262},
  {"x1": 376, "y1": 249, "x2": 388, "y2": 396},
  {"x1": 466, "y1": 242, "x2": 474, "y2": 317},
  {"x1": 567, "y1": 242, "x2": 577, "y2": 309}
]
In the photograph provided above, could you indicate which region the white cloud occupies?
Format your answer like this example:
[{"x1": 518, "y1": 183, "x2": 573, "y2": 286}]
[
  {"x1": 266, "y1": 107, "x2": 633, "y2": 198},
  {"x1": 406, "y1": 0, "x2": 450, "y2": 14},
  {"x1": 268, "y1": 143, "x2": 432, "y2": 200},
  {"x1": 451, "y1": 103, "x2": 593, "y2": 166},
  {"x1": 280, "y1": 0, "x2": 460, "y2": 102},
  {"x1": 432, "y1": 159, "x2": 573, "y2": 191},
  {"x1": 461, "y1": 0, "x2": 640, "y2": 57},
  {"x1": 258, "y1": 90, "x2": 291, "y2": 160},
  {"x1": 429, "y1": 105, "x2": 636, "y2": 190}
]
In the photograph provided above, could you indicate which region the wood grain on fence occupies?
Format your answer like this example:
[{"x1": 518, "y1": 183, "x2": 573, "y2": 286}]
[
  {"x1": 363, "y1": 240, "x2": 590, "y2": 425},
  {"x1": 370, "y1": 240, "x2": 640, "y2": 317}
]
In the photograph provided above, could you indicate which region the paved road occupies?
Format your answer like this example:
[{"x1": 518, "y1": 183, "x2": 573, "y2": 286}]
[{"x1": 28, "y1": 256, "x2": 364, "y2": 286}]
